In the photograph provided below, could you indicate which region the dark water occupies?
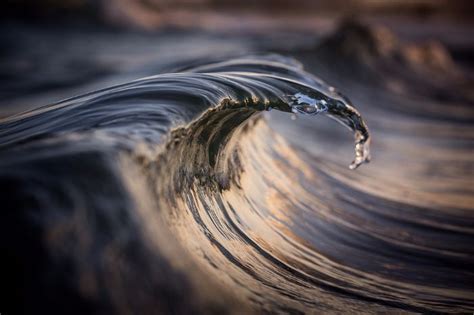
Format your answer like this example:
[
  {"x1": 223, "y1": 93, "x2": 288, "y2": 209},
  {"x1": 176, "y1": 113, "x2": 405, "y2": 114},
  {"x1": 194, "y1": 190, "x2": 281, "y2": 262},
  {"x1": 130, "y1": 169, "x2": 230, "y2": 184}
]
[{"x1": 1, "y1": 23, "x2": 473, "y2": 315}]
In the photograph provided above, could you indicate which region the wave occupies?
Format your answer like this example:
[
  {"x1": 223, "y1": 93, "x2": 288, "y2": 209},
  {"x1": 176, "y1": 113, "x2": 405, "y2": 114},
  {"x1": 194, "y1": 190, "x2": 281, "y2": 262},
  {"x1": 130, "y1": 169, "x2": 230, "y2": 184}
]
[
  {"x1": 0, "y1": 55, "x2": 370, "y2": 168},
  {"x1": 0, "y1": 53, "x2": 473, "y2": 314}
]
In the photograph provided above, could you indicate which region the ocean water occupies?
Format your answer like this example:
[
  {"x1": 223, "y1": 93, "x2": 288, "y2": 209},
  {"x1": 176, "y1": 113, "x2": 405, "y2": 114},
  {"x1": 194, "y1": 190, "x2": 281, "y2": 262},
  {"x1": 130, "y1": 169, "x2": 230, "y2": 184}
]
[{"x1": 1, "y1": 22, "x2": 473, "y2": 315}]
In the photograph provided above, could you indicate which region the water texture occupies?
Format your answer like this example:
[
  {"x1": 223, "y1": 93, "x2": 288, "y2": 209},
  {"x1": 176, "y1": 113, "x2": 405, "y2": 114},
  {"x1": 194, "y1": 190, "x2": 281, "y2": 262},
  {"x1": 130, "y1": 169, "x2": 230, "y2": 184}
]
[{"x1": 1, "y1": 31, "x2": 473, "y2": 315}]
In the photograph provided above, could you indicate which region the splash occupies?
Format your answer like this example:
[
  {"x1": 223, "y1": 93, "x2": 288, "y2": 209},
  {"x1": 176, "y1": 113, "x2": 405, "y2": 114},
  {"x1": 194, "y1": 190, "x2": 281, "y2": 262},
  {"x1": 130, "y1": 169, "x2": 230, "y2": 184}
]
[
  {"x1": 290, "y1": 92, "x2": 329, "y2": 115},
  {"x1": 288, "y1": 91, "x2": 371, "y2": 169}
]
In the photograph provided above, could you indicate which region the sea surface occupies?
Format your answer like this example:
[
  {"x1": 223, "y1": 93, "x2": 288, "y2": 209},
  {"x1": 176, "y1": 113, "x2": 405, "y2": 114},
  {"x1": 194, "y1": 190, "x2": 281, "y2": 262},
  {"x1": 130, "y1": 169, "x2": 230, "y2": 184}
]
[{"x1": 1, "y1": 20, "x2": 473, "y2": 314}]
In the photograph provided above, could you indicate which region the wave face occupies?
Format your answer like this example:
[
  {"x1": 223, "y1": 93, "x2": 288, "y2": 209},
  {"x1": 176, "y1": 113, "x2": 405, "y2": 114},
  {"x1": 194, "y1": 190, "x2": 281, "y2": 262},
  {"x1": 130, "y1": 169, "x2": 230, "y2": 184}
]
[{"x1": 0, "y1": 54, "x2": 473, "y2": 314}]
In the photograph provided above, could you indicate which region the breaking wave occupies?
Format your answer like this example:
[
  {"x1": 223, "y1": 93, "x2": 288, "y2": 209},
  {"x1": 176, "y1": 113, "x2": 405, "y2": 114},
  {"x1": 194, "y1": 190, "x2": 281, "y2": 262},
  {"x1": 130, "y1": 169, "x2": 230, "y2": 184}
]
[{"x1": 1, "y1": 53, "x2": 473, "y2": 314}]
